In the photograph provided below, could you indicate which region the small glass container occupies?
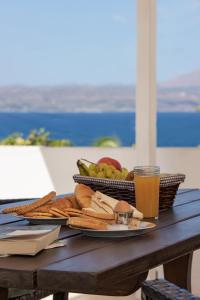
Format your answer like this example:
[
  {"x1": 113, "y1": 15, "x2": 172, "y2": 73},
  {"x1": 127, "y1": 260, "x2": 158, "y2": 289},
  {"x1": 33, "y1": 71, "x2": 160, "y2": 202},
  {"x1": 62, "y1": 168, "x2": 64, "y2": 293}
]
[
  {"x1": 114, "y1": 200, "x2": 133, "y2": 225},
  {"x1": 114, "y1": 211, "x2": 133, "y2": 225},
  {"x1": 134, "y1": 166, "x2": 160, "y2": 219}
]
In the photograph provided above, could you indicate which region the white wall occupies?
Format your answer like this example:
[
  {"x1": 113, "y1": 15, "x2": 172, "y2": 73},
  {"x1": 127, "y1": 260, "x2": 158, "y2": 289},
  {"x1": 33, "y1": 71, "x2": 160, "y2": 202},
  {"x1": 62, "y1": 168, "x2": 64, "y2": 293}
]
[
  {"x1": 0, "y1": 146, "x2": 199, "y2": 199},
  {"x1": 157, "y1": 148, "x2": 200, "y2": 187},
  {"x1": 40, "y1": 147, "x2": 137, "y2": 196},
  {"x1": 0, "y1": 146, "x2": 54, "y2": 199}
]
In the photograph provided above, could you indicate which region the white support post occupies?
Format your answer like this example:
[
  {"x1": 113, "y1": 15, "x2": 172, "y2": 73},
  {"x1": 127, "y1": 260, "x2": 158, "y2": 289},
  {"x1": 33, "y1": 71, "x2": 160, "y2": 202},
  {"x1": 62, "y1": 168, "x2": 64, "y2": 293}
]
[{"x1": 136, "y1": 0, "x2": 157, "y2": 165}]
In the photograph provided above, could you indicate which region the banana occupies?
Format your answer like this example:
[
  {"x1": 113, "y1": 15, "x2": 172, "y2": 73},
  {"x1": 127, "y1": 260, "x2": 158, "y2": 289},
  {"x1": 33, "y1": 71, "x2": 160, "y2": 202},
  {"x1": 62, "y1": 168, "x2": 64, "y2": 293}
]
[{"x1": 77, "y1": 160, "x2": 90, "y2": 176}]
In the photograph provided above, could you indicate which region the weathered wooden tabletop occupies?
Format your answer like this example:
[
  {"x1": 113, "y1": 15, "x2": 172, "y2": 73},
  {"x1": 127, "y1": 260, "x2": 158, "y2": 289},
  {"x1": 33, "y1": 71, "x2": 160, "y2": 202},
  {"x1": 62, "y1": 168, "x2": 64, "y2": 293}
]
[{"x1": 0, "y1": 189, "x2": 200, "y2": 300}]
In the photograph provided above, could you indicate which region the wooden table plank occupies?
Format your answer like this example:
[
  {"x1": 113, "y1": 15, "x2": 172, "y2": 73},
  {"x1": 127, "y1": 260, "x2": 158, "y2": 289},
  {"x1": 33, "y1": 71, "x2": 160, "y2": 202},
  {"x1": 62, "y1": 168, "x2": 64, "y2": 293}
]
[
  {"x1": 0, "y1": 190, "x2": 200, "y2": 291},
  {"x1": 0, "y1": 234, "x2": 112, "y2": 289},
  {"x1": 174, "y1": 189, "x2": 200, "y2": 206},
  {"x1": 176, "y1": 188, "x2": 198, "y2": 195},
  {"x1": 37, "y1": 216, "x2": 200, "y2": 295},
  {"x1": 2, "y1": 196, "x2": 200, "y2": 257},
  {"x1": 0, "y1": 215, "x2": 24, "y2": 225},
  {"x1": 1, "y1": 197, "x2": 200, "y2": 290},
  {"x1": 0, "y1": 198, "x2": 34, "y2": 205}
]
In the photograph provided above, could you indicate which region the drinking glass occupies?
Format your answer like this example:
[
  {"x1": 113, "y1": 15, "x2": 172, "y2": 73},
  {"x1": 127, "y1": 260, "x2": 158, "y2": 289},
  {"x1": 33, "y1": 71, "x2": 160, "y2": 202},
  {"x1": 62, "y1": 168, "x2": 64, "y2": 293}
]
[{"x1": 134, "y1": 166, "x2": 160, "y2": 219}]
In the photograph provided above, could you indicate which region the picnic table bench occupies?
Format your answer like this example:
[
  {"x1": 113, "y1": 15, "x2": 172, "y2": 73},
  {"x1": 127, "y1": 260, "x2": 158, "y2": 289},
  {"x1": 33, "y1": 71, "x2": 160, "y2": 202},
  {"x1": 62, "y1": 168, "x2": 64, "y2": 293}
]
[{"x1": 0, "y1": 188, "x2": 200, "y2": 300}]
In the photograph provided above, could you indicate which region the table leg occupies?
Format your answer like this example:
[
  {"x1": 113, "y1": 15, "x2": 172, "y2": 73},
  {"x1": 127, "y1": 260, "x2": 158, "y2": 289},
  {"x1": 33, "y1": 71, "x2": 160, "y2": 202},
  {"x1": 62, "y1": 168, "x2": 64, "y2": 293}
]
[
  {"x1": 53, "y1": 292, "x2": 68, "y2": 300},
  {"x1": 163, "y1": 252, "x2": 193, "y2": 291},
  {"x1": 0, "y1": 287, "x2": 8, "y2": 300}
]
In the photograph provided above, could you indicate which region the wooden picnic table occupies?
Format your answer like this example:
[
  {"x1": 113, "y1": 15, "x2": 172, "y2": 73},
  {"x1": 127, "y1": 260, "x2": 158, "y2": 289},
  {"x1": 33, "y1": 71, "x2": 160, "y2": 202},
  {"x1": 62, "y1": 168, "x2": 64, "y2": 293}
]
[{"x1": 0, "y1": 188, "x2": 200, "y2": 300}]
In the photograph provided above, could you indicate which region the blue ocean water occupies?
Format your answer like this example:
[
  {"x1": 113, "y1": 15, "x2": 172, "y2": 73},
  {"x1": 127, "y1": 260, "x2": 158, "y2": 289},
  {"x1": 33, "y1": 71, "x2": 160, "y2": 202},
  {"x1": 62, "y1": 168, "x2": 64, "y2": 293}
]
[{"x1": 0, "y1": 112, "x2": 200, "y2": 147}]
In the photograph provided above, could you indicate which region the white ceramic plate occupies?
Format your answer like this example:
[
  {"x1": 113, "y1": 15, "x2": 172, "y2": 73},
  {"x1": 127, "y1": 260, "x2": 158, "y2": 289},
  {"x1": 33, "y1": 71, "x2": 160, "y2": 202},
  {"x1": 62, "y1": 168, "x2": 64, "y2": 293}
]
[{"x1": 69, "y1": 221, "x2": 156, "y2": 238}]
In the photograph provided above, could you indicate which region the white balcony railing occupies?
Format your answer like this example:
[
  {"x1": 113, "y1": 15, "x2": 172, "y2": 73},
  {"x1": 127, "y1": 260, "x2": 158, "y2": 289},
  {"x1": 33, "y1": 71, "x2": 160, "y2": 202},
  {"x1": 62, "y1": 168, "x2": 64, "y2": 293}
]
[{"x1": 0, "y1": 146, "x2": 199, "y2": 199}]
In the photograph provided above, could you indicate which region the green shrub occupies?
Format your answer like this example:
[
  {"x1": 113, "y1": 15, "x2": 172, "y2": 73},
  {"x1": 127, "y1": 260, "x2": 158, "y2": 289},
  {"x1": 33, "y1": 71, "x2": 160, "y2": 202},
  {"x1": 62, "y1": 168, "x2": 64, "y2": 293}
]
[
  {"x1": 92, "y1": 136, "x2": 121, "y2": 147},
  {"x1": 0, "y1": 128, "x2": 73, "y2": 147}
]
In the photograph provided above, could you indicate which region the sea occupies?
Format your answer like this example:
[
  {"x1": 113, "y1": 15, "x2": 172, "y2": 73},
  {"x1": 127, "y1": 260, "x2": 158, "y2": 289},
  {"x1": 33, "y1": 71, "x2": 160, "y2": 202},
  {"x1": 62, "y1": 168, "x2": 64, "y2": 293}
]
[{"x1": 0, "y1": 112, "x2": 200, "y2": 147}]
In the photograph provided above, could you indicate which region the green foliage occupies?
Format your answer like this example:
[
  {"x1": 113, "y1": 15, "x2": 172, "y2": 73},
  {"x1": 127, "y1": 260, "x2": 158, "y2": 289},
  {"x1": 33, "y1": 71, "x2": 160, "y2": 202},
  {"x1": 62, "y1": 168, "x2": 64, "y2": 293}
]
[
  {"x1": 0, "y1": 131, "x2": 122, "y2": 147},
  {"x1": 0, "y1": 128, "x2": 73, "y2": 147},
  {"x1": 47, "y1": 139, "x2": 72, "y2": 147},
  {"x1": 92, "y1": 136, "x2": 121, "y2": 147},
  {"x1": 0, "y1": 133, "x2": 25, "y2": 145},
  {"x1": 27, "y1": 128, "x2": 50, "y2": 146}
]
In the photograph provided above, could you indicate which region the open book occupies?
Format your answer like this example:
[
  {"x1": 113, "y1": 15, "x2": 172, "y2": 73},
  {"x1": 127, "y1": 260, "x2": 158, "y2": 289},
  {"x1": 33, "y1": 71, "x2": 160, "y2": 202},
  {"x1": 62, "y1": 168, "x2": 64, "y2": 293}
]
[{"x1": 0, "y1": 225, "x2": 60, "y2": 256}]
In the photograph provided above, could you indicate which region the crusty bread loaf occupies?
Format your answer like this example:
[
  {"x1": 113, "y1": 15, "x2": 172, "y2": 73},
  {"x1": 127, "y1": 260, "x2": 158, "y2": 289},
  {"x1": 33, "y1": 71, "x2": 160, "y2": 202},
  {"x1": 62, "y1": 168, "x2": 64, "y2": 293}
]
[
  {"x1": 68, "y1": 217, "x2": 107, "y2": 230},
  {"x1": 67, "y1": 195, "x2": 81, "y2": 209},
  {"x1": 75, "y1": 184, "x2": 94, "y2": 208},
  {"x1": 52, "y1": 197, "x2": 73, "y2": 209}
]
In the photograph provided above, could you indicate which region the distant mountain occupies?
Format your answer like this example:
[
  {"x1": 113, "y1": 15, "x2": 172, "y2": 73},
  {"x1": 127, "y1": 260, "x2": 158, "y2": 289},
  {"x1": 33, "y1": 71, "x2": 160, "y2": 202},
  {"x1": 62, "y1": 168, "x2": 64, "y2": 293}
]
[
  {"x1": 0, "y1": 85, "x2": 135, "y2": 112},
  {"x1": 0, "y1": 80, "x2": 200, "y2": 112},
  {"x1": 163, "y1": 70, "x2": 200, "y2": 87}
]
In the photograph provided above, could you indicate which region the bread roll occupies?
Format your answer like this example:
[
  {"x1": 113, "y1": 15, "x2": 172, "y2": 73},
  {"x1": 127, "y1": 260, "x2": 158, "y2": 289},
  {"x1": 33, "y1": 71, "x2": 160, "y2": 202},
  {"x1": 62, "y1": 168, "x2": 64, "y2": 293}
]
[
  {"x1": 67, "y1": 195, "x2": 81, "y2": 209},
  {"x1": 75, "y1": 184, "x2": 94, "y2": 208},
  {"x1": 52, "y1": 197, "x2": 73, "y2": 210},
  {"x1": 114, "y1": 200, "x2": 132, "y2": 213}
]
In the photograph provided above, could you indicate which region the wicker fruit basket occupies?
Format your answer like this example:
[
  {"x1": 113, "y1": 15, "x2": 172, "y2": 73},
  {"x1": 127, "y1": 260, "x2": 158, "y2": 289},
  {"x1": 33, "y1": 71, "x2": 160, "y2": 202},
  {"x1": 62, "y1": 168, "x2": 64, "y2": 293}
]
[{"x1": 73, "y1": 173, "x2": 185, "y2": 210}]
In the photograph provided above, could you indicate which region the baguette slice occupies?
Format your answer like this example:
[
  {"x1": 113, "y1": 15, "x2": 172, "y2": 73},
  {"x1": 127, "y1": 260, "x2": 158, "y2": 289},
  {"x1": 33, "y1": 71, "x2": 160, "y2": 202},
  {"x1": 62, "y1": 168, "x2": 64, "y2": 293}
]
[
  {"x1": 131, "y1": 206, "x2": 143, "y2": 220},
  {"x1": 91, "y1": 197, "x2": 111, "y2": 214},
  {"x1": 93, "y1": 191, "x2": 118, "y2": 211},
  {"x1": 80, "y1": 214, "x2": 115, "y2": 225},
  {"x1": 82, "y1": 208, "x2": 114, "y2": 220},
  {"x1": 94, "y1": 191, "x2": 143, "y2": 220},
  {"x1": 128, "y1": 218, "x2": 141, "y2": 229},
  {"x1": 68, "y1": 217, "x2": 108, "y2": 230}
]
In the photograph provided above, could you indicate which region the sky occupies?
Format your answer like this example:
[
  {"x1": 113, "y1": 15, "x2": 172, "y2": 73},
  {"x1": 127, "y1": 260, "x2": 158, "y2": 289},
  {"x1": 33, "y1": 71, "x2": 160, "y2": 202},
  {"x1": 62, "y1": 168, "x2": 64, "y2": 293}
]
[{"x1": 0, "y1": 0, "x2": 200, "y2": 85}]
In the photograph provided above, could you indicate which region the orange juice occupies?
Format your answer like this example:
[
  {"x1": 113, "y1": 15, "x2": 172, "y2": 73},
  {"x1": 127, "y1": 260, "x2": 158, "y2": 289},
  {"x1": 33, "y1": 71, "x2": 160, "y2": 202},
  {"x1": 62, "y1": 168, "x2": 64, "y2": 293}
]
[{"x1": 134, "y1": 166, "x2": 160, "y2": 218}]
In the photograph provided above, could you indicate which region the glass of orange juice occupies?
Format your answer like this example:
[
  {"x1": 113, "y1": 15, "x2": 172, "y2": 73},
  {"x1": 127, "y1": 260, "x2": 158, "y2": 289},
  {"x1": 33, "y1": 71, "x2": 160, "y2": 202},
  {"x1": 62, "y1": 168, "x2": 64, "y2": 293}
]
[{"x1": 134, "y1": 166, "x2": 160, "y2": 219}]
